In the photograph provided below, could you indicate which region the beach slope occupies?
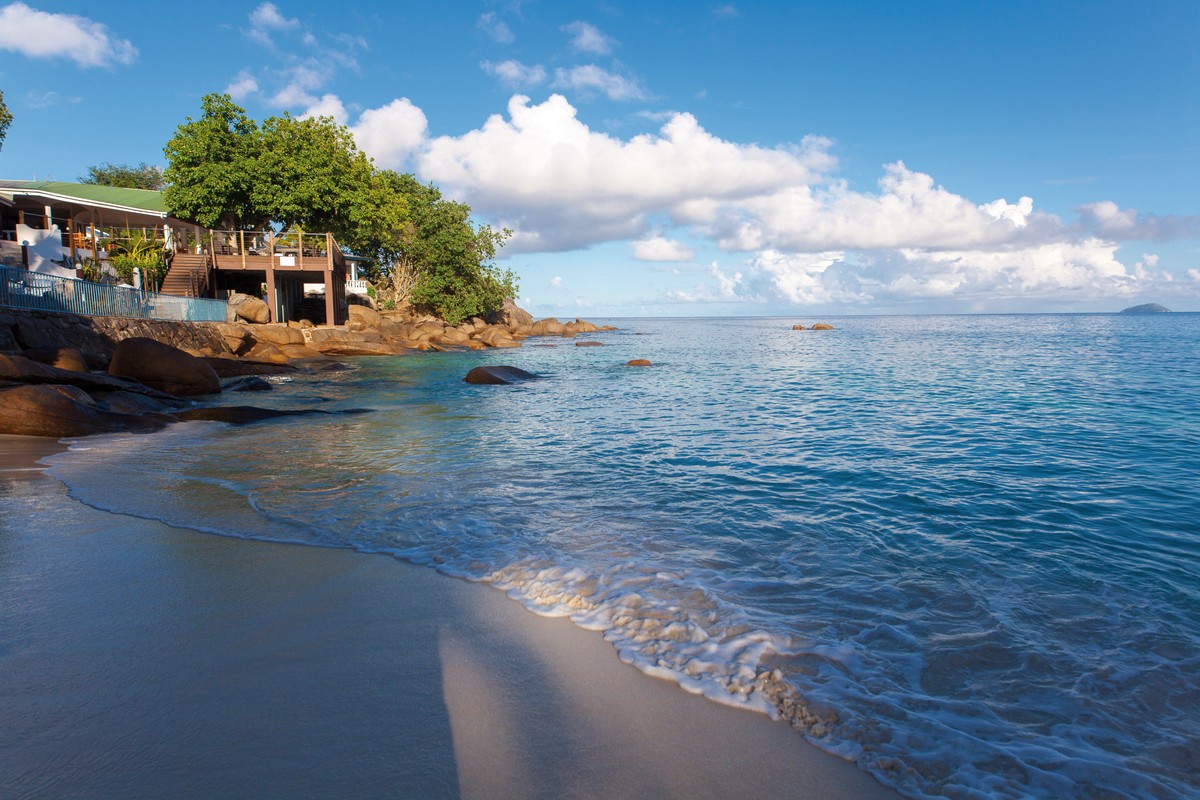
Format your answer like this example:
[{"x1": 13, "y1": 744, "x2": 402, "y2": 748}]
[{"x1": 0, "y1": 438, "x2": 896, "y2": 799}]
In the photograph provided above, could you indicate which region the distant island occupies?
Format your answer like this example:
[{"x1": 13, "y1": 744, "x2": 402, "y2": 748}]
[{"x1": 1120, "y1": 303, "x2": 1171, "y2": 314}]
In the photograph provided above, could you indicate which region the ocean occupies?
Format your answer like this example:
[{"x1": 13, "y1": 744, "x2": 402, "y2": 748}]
[{"x1": 43, "y1": 314, "x2": 1200, "y2": 799}]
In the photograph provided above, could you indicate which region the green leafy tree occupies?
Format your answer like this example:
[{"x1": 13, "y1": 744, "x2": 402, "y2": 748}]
[
  {"x1": 80, "y1": 162, "x2": 165, "y2": 190},
  {"x1": 162, "y1": 92, "x2": 518, "y2": 324},
  {"x1": 0, "y1": 88, "x2": 13, "y2": 153},
  {"x1": 395, "y1": 174, "x2": 517, "y2": 324},
  {"x1": 343, "y1": 168, "x2": 412, "y2": 278},
  {"x1": 251, "y1": 113, "x2": 374, "y2": 241},
  {"x1": 163, "y1": 93, "x2": 261, "y2": 229}
]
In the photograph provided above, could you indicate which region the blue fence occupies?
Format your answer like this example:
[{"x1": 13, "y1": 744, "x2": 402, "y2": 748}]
[{"x1": 0, "y1": 265, "x2": 229, "y2": 322}]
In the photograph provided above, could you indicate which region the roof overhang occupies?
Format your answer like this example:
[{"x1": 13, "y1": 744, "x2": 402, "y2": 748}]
[{"x1": 0, "y1": 181, "x2": 191, "y2": 228}]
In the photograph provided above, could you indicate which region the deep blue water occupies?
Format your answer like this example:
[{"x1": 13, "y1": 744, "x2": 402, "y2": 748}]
[{"x1": 49, "y1": 314, "x2": 1200, "y2": 799}]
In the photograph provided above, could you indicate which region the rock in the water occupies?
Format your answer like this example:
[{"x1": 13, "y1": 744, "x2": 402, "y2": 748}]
[
  {"x1": 575, "y1": 341, "x2": 604, "y2": 347},
  {"x1": 627, "y1": 359, "x2": 652, "y2": 367},
  {"x1": 200, "y1": 357, "x2": 299, "y2": 378},
  {"x1": 792, "y1": 324, "x2": 806, "y2": 330},
  {"x1": 1120, "y1": 303, "x2": 1170, "y2": 314},
  {"x1": 810, "y1": 323, "x2": 835, "y2": 330},
  {"x1": 223, "y1": 376, "x2": 274, "y2": 392},
  {"x1": 0, "y1": 384, "x2": 168, "y2": 437},
  {"x1": 93, "y1": 390, "x2": 179, "y2": 416},
  {"x1": 530, "y1": 318, "x2": 566, "y2": 336},
  {"x1": 108, "y1": 337, "x2": 221, "y2": 396},
  {"x1": 172, "y1": 406, "x2": 329, "y2": 425},
  {"x1": 463, "y1": 365, "x2": 538, "y2": 385},
  {"x1": 229, "y1": 292, "x2": 271, "y2": 324}
]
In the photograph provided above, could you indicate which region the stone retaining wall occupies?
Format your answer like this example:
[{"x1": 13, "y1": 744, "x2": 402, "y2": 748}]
[{"x1": 0, "y1": 307, "x2": 229, "y2": 361}]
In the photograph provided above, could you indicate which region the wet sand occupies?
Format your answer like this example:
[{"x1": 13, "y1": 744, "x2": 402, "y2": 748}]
[{"x1": 0, "y1": 436, "x2": 898, "y2": 799}]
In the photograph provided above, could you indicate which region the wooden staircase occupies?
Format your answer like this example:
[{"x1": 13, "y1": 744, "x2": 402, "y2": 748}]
[{"x1": 161, "y1": 253, "x2": 211, "y2": 297}]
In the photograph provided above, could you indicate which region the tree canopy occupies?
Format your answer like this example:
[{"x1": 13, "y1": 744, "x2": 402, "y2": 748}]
[
  {"x1": 392, "y1": 173, "x2": 516, "y2": 325},
  {"x1": 252, "y1": 113, "x2": 373, "y2": 242},
  {"x1": 0, "y1": 89, "x2": 13, "y2": 153},
  {"x1": 163, "y1": 93, "x2": 260, "y2": 230},
  {"x1": 80, "y1": 162, "x2": 165, "y2": 190},
  {"x1": 161, "y1": 93, "x2": 517, "y2": 323}
]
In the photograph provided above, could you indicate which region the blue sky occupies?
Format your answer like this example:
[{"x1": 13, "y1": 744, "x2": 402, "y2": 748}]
[{"x1": 1, "y1": 1, "x2": 1198, "y2": 316}]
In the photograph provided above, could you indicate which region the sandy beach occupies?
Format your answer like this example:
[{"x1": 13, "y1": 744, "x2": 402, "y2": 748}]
[{"x1": 0, "y1": 435, "x2": 897, "y2": 799}]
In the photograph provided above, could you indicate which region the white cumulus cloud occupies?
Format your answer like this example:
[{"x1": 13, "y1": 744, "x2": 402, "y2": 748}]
[
  {"x1": 632, "y1": 236, "x2": 695, "y2": 262},
  {"x1": 301, "y1": 93, "x2": 349, "y2": 124},
  {"x1": 350, "y1": 98, "x2": 429, "y2": 169},
  {"x1": 707, "y1": 163, "x2": 1060, "y2": 253},
  {"x1": 1076, "y1": 201, "x2": 1200, "y2": 240},
  {"x1": 415, "y1": 94, "x2": 833, "y2": 252},
  {"x1": 0, "y1": 2, "x2": 136, "y2": 68},
  {"x1": 273, "y1": 89, "x2": 1196, "y2": 310},
  {"x1": 225, "y1": 71, "x2": 260, "y2": 101}
]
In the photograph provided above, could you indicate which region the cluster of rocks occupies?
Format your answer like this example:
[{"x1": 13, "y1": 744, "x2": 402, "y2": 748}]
[
  {"x1": 3, "y1": 298, "x2": 617, "y2": 372},
  {"x1": 0, "y1": 337, "x2": 336, "y2": 438},
  {"x1": 791, "y1": 323, "x2": 835, "y2": 330},
  {"x1": 212, "y1": 297, "x2": 618, "y2": 362},
  {"x1": 0, "y1": 298, "x2": 629, "y2": 438}
]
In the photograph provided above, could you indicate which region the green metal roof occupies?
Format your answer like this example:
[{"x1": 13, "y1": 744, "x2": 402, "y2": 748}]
[{"x1": 0, "y1": 180, "x2": 169, "y2": 215}]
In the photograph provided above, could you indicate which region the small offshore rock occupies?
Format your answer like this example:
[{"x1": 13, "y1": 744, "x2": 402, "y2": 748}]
[
  {"x1": 627, "y1": 359, "x2": 652, "y2": 367},
  {"x1": 463, "y1": 365, "x2": 538, "y2": 385},
  {"x1": 792, "y1": 324, "x2": 806, "y2": 330},
  {"x1": 810, "y1": 323, "x2": 835, "y2": 330},
  {"x1": 576, "y1": 341, "x2": 604, "y2": 347}
]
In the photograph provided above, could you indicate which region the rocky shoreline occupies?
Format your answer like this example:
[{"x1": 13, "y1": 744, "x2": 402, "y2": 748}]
[{"x1": 0, "y1": 300, "x2": 616, "y2": 438}]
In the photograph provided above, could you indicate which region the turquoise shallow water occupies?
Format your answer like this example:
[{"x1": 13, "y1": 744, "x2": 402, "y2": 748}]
[{"x1": 48, "y1": 314, "x2": 1200, "y2": 799}]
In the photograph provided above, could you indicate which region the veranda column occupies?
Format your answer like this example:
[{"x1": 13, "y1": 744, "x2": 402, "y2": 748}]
[{"x1": 324, "y1": 236, "x2": 335, "y2": 327}]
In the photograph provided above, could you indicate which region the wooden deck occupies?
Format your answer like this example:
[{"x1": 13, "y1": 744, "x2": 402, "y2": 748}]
[{"x1": 161, "y1": 230, "x2": 351, "y2": 325}]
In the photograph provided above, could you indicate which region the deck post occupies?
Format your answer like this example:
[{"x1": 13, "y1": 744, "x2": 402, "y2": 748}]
[
  {"x1": 324, "y1": 270, "x2": 335, "y2": 328},
  {"x1": 240, "y1": 230, "x2": 246, "y2": 270},
  {"x1": 265, "y1": 231, "x2": 278, "y2": 323},
  {"x1": 324, "y1": 233, "x2": 336, "y2": 326}
]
